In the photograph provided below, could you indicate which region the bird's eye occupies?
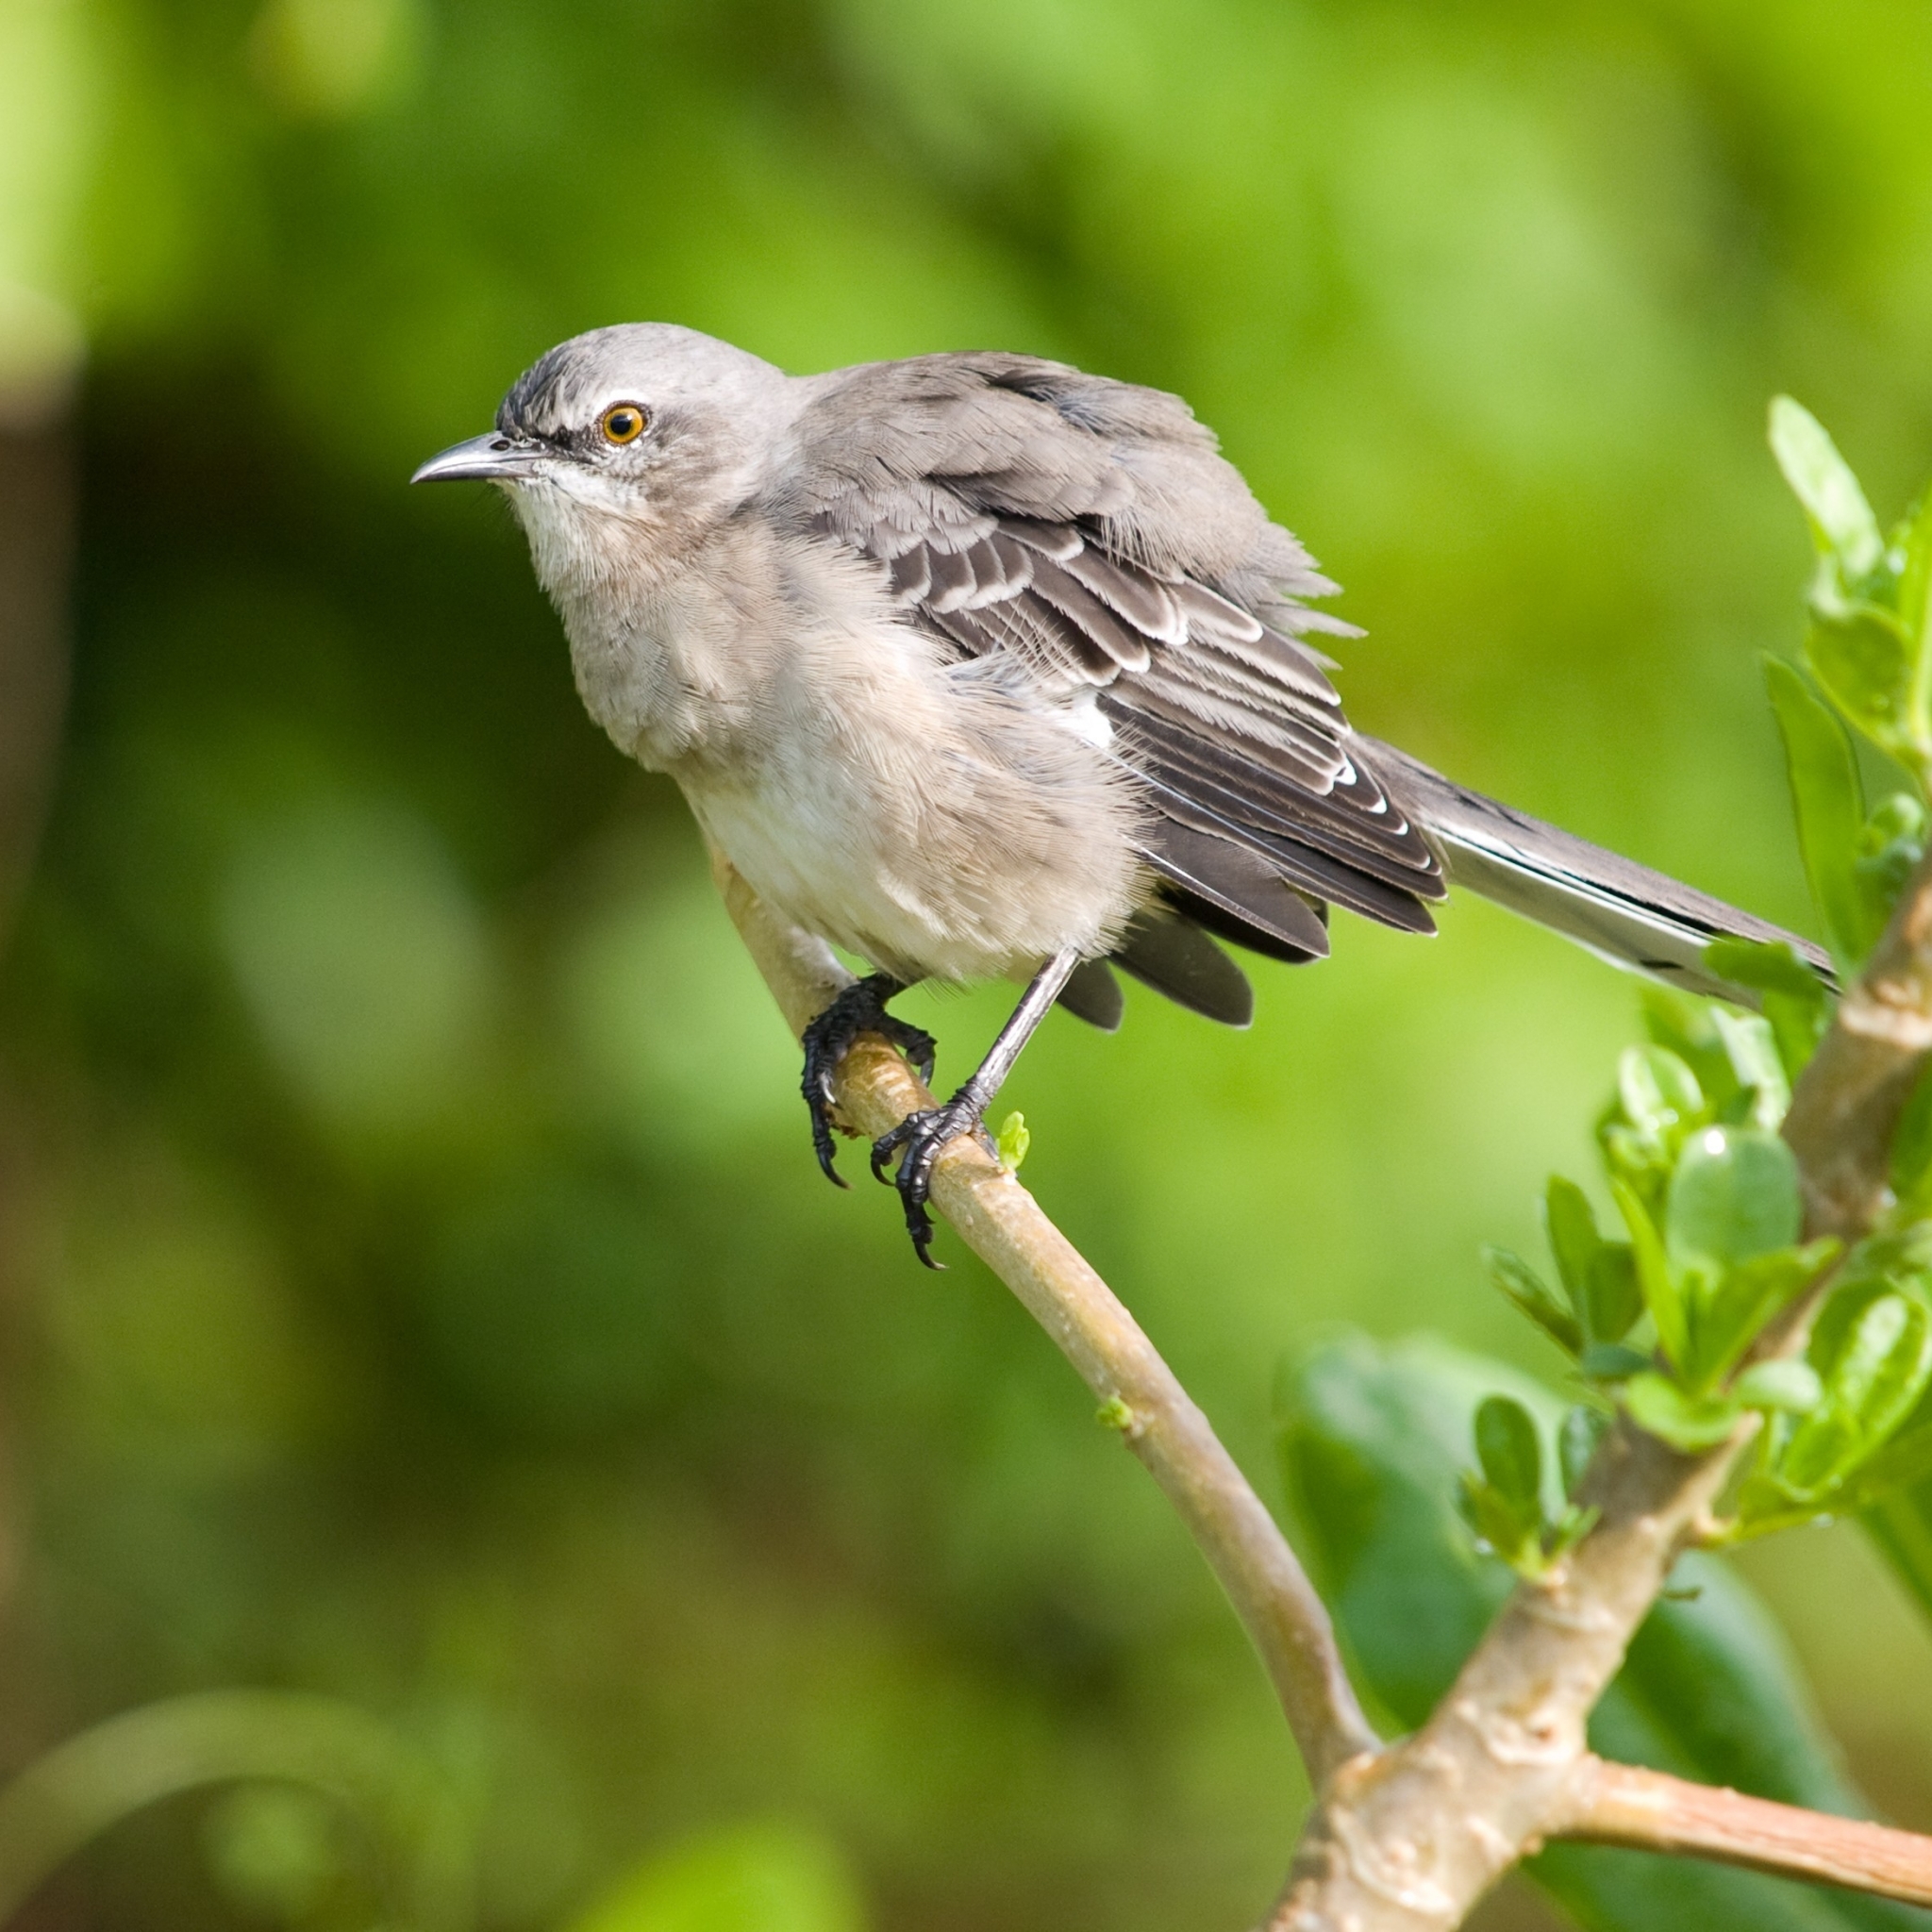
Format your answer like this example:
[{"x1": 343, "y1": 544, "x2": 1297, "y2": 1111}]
[{"x1": 600, "y1": 404, "x2": 649, "y2": 445}]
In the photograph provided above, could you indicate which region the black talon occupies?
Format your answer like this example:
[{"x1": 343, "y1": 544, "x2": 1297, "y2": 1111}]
[
  {"x1": 870, "y1": 1091, "x2": 997, "y2": 1268},
  {"x1": 799, "y1": 974, "x2": 937, "y2": 1186}
]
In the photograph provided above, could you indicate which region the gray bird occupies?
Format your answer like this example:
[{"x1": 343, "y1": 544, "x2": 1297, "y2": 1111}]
[{"x1": 413, "y1": 324, "x2": 1831, "y2": 1262}]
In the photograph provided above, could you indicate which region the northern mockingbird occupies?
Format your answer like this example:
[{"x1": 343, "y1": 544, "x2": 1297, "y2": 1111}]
[{"x1": 414, "y1": 324, "x2": 1829, "y2": 1262}]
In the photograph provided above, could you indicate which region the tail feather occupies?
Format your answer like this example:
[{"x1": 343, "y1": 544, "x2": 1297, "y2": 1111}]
[{"x1": 1360, "y1": 739, "x2": 1837, "y2": 1005}]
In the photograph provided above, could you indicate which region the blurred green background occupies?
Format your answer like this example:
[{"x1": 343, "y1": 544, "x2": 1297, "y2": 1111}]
[{"x1": 3, "y1": 1, "x2": 1932, "y2": 1927}]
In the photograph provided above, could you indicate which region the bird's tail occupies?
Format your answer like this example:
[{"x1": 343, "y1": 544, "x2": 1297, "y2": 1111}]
[{"x1": 1361, "y1": 739, "x2": 1836, "y2": 1006}]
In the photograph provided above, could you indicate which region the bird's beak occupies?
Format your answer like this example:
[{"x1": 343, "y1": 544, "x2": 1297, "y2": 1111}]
[{"x1": 410, "y1": 432, "x2": 546, "y2": 485}]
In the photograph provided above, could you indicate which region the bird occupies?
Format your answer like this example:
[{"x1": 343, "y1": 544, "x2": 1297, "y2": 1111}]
[{"x1": 413, "y1": 324, "x2": 1832, "y2": 1263}]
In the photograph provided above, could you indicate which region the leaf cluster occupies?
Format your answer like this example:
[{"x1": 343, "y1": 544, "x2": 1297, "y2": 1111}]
[
  {"x1": 1465, "y1": 408, "x2": 1932, "y2": 1563},
  {"x1": 1483, "y1": 995, "x2": 1833, "y2": 1464},
  {"x1": 1456, "y1": 1392, "x2": 1600, "y2": 1578},
  {"x1": 1281, "y1": 1339, "x2": 1932, "y2": 1932},
  {"x1": 1765, "y1": 398, "x2": 1932, "y2": 975}
]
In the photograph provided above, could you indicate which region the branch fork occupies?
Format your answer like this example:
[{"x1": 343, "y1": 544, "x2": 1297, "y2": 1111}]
[{"x1": 709, "y1": 842, "x2": 1932, "y2": 1931}]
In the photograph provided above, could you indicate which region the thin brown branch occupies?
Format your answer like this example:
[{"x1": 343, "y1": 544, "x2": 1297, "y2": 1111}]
[
  {"x1": 1785, "y1": 845, "x2": 1932, "y2": 1240},
  {"x1": 709, "y1": 850, "x2": 1379, "y2": 1784},
  {"x1": 1557, "y1": 1757, "x2": 1932, "y2": 1910},
  {"x1": 1273, "y1": 846, "x2": 1932, "y2": 1930}
]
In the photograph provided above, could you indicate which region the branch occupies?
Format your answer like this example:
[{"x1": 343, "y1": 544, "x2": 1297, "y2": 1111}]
[
  {"x1": 1558, "y1": 1758, "x2": 1932, "y2": 1910},
  {"x1": 708, "y1": 850, "x2": 1378, "y2": 1785},
  {"x1": 1274, "y1": 845, "x2": 1932, "y2": 1931},
  {"x1": 1784, "y1": 846, "x2": 1932, "y2": 1239}
]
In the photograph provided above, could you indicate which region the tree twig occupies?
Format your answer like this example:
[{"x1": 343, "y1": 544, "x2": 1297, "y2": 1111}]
[
  {"x1": 1557, "y1": 1757, "x2": 1932, "y2": 1909},
  {"x1": 1784, "y1": 845, "x2": 1932, "y2": 1240},
  {"x1": 708, "y1": 849, "x2": 1379, "y2": 1785},
  {"x1": 1272, "y1": 844, "x2": 1932, "y2": 1930}
]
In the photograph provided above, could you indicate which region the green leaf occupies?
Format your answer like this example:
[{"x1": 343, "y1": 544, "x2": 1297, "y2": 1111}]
[
  {"x1": 1579, "y1": 1342, "x2": 1652, "y2": 1381},
  {"x1": 1701, "y1": 936, "x2": 1834, "y2": 1003},
  {"x1": 1710, "y1": 1009, "x2": 1790, "y2": 1131},
  {"x1": 1617, "y1": 1045, "x2": 1705, "y2": 1144},
  {"x1": 1898, "y1": 489, "x2": 1932, "y2": 749},
  {"x1": 1666, "y1": 1126, "x2": 1801, "y2": 1269},
  {"x1": 1807, "y1": 603, "x2": 1915, "y2": 758},
  {"x1": 1625, "y1": 1372, "x2": 1742, "y2": 1452},
  {"x1": 994, "y1": 1110, "x2": 1029, "y2": 1173},
  {"x1": 1687, "y1": 1241, "x2": 1839, "y2": 1393},
  {"x1": 1765, "y1": 657, "x2": 1879, "y2": 965},
  {"x1": 1856, "y1": 791, "x2": 1926, "y2": 912},
  {"x1": 1559, "y1": 1404, "x2": 1607, "y2": 1499},
  {"x1": 1482, "y1": 1244, "x2": 1582, "y2": 1356},
  {"x1": 1640, "y1": 987, "x2": 1739, "y2": 1112},
  {"x1": 1825, "y1": 1288, "x2": 1932, "y2": 1439},
  {"x1": 1542, "y1": 1175, "x2": 1601, "y2": 1318},
  {"x1": 1761, "y1": 988, "x2": 1837, "y2": 1085},
  {"x1": 1474, "y1": 1393, "x2": 1542, "y2": 1508},
  {"x1": 1612, "y1": 1178, "x2": 1687, "y2": 1374},
  {"x1": 1457, "y1": 1474, "x2": 1541, "y2": 1572},
  {"x1": 1587, "y1": 1243, "x2": 1644, "y2": 1347},
  {"x1": 1769, "y1": 395, "x2": 1885, "y2": 577},
  {"x1": 1776, "y1": 1285, "x2": 1932, "y2": 1498},
  {"x1": 1278, "y1": 1336, "x2": 1927, "y2": 1932},
  {"x1": 1733, "y1": 1359, "x2": 1823, "y2": 1414}
]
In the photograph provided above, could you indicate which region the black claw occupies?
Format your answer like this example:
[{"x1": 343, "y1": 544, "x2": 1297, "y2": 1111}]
[
  {"x1": 798, "y1": 974, "x2": 937, "y2": 1187},
  {"x1": 870, "y1": 1091, "x2": 994, "y2": 1267}
]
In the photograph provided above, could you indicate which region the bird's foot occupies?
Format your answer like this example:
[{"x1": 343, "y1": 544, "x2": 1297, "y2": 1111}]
[
  {"x1": 800, "y1": 975, "x2": 936, "y2": 1187},
  {"x1": 870, "y1": 1089, "x2": 994, "y2": 1268}
]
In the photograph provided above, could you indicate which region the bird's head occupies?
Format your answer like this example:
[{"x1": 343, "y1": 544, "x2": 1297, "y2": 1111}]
[{"x1": 411, "y1": 324, "x2": 798, "y2": 579}]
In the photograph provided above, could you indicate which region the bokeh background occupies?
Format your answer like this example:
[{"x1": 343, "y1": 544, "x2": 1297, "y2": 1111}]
[{"x1": 3, "y1": 1, "x2": 1932, "y2": 1927}]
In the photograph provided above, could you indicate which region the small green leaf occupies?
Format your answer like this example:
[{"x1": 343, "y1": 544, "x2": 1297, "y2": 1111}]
[
  {"x1": 1558, "y1": 1405, "x2": 1607, "y2": 1499},
  {"x1": 1686, "y1": 1241, "x2": 1839, "y2": 1394},
  {"x1": 1457, "y1": 1474, "x2": 1541, "y2": 1571},
  {"x1": 1483, "y1": 1244, "x2": 1582, "y2": 1356},
  {"x1": 1585, "y1": 1243, "x2": 1643, "y2": 1346},
  {"x1": 1769, "y1": 395, "x2": 1884, "y2": 577},
  {"x1": 1829, "y1": 1289, "x2": 1931, "y2": 1436},
  {"x1": 1578, "y1": 1342, "x2": 1652, "y2": 1381},
  {"x1": 1761, "y1": 988, "x2": 1836, "y2": 1085},
  {"x1": 1617, "y1": 1045, "x2": 1705, "y2": 1144},
  {"x1": 1710, "y1": 1008, "x2": 1790, "y2": 1131},
  {"x1": 1612, "y1": 1178, "x2": 1687, "y2": 1374},
  {"x1": 1896, "y1": 488, "x2": 1932, "y2": 756},
  {"x1": 994, "y1": 1110, "x2": 1030, "y2": 1173},
  {"x1": 1639, "y1": 986, "x2": 1738, "y2": 1112},
  {"x1": 1625, "y1": 1372, "x2": 1743, "y2": 1452},
  {"x1": 1666, "y1": 1125, "x2": 1802, "y2": 1269},
  {"x1": 1765, "y1": 656, "x2": 1879, "y2": 965},
  {"x1": 1857, "y1": 791, "x2": 1926, "y2": 912},
  {"x1": 1807, "y1": 603, "x2": 1915, "y2": 758},
  {"x1": 1733, "y1": 1359, "x2": 1823, "y2": 1414},
  {"x1": 1094, "y1": 1395, "x2": 1135, "y2": 1432},
  {"x1": 1542, "y1": 1176, "x2": 1600, "y2": 1312},
  {"x1": 1701, "y1": 936, "x2": 1833, "y2": 1003},
  {"x1": 1474, "y1": 1394, "x2": 1543, "y2": 1509}
]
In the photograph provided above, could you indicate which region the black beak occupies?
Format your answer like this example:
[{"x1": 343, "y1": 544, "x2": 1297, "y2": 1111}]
[{"x1": 410, "y1": 432, "x2": 547, "y2": 485}]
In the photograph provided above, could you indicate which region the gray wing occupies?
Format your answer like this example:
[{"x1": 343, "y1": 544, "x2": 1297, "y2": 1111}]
[{"x1": 769, "y1": 353, "x2": 1447, "y2": 1024}]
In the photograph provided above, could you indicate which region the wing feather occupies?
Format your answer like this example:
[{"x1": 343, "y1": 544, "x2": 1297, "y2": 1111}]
[{"x1": 770, "y1": 352, "x2": 1445, "y2": 999}]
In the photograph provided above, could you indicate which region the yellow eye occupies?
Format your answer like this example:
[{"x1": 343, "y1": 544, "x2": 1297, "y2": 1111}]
[{"x1": 600, "y1": 403, "x2": 648, "y2": 445}]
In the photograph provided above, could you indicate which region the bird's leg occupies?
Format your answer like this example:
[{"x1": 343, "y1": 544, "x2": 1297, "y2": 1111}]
[
  {"x1": 800, "y1": 973, "x2": 937, "y2": 1187},
  {"x1": 871, "y1": 948, "x2": 1082, "y2": 1267}
]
